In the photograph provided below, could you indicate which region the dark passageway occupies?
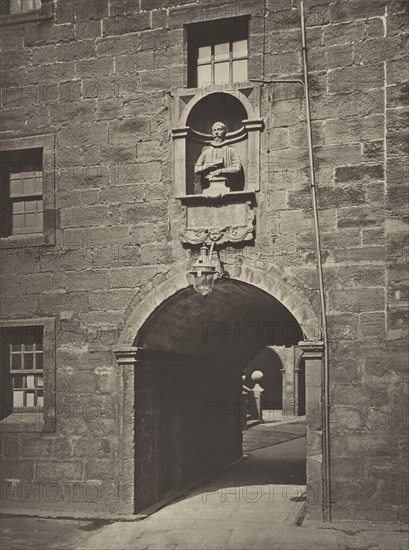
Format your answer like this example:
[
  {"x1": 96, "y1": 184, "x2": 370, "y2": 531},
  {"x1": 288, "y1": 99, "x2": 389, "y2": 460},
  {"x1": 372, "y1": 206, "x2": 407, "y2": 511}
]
[{"x1": 133, "y1": 279, "x2": 305, "y2": 513}]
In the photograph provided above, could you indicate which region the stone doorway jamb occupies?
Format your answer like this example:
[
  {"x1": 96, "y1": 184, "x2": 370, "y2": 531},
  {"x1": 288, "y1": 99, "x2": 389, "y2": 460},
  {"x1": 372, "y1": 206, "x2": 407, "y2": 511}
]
[{"x1": 298, "y1": 340, "x2": 325, "y2": 521}]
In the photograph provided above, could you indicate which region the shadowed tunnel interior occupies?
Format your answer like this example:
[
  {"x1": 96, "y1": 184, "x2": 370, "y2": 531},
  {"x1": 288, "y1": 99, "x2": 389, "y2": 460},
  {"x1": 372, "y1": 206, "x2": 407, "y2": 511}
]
[
  {"x1": 133, "y1": 279, "x2": 304, "y2": 512},
  {"x1": 136, "y1": 279, "x2": 303, "y2": 364}
]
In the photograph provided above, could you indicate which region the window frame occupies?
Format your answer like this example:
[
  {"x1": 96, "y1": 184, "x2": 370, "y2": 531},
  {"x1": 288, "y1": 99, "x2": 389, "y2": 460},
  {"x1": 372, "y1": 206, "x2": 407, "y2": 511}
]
[
  {"x1": 187, "y1": 16, "x2": 250, "y2": 88},
  {"x1": 0, "y1": 318, "x2": 56, "y2": 433},
  {"x1": 196, "y1": 39, "x2": 249, "y2": 87},
  {"x1": 3, "y1": 148, "x2": 44, "y2": 237},
  {"x1": 0, "y1": 135, "x2": 55, "y2": 248},
  {"x1": 4, "y1": 0, "x2": 42, "y2": 14},
  {"x1": 9, "y1": 339, "x2": 44, "y2": 410},
  {"x1": 0, "y1": 0, "x2": 54, "y2": 24}
]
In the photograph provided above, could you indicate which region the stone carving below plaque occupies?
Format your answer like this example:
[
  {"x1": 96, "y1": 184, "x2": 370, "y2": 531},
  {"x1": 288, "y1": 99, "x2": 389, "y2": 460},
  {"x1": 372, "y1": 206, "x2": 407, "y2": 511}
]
[{"x1": 180, "y1": 200, "x2": 255, "y2": 245}]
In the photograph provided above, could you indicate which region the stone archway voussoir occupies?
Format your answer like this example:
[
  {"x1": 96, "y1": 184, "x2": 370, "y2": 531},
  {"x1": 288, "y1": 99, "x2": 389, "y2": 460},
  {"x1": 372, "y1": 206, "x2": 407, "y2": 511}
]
[{"x1": 117, "y1": 264, "x2": 320, "y2": 347}]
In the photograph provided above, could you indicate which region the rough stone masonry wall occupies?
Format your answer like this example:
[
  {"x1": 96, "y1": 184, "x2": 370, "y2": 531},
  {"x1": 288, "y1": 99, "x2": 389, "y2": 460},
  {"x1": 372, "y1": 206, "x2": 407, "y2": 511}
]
[
  {"x1": 0, "y1": 0, "x2": 407, "y2": 521},
  {"x1": 300, "y1": 0, "x2": 408, "y2": 523}
]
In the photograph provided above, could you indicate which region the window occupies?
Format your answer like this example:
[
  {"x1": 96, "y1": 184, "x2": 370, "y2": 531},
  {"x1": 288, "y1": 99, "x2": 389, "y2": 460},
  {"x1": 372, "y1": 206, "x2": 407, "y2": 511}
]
[
  {"x1": 188, "y1": 17, "x2": 249, "y2": 88},
  {"x1": 196, "y1": 39, "x2": 248, "y2": 87},
  {"x1": 0, "y1": 319, "x2": 55, "y2": 432},
  {"x1": 0, "y1": 148, "x2": 43, "y2": 236},
  {"x1": 0, "y1": 134, "x2": 55, "y2": 246},
  {"x1": 1, "y1": 0, "x2": 42, "y2": 15},
  {"x1": 0, "y1": 326, "x2": 43, "y2": 419}
]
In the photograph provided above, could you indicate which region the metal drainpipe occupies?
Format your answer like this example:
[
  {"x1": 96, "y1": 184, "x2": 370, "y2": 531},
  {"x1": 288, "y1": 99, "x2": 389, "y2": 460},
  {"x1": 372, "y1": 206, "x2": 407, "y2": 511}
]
[
  {"x1": 300, "y1": 0, "x2": 331, "y2": 522},
  {"x1": 250, "y1": 0, "x2": 331, "y2": 523}
]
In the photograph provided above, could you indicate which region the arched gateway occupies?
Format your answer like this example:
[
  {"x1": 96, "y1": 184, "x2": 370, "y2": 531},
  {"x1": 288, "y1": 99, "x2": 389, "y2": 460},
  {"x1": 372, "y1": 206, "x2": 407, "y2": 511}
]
[{"x1": 114, "y1": 265, "x2": 326, "y2": 519}]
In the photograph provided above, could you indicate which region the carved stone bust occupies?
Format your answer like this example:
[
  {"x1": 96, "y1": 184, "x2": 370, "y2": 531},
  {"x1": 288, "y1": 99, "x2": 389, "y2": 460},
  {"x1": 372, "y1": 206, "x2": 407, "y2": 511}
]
[{"x1": 194, "y1": 122, "x2": 242, "y2": 197}]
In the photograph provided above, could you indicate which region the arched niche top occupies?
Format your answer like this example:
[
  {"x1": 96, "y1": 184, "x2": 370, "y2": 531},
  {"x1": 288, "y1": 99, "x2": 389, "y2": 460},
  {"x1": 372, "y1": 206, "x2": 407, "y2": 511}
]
[{"x1": 183, "y1": 91, "x2": 254, "y2": 131}]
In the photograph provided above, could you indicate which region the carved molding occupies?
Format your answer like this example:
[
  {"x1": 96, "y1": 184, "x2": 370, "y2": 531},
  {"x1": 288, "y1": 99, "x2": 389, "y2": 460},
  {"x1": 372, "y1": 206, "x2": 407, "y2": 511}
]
[
  {"x1": 113, "y1": 346, "x2": 141, "y2": 367},
  {"x1": 180, "y1": 200, "x2": 255, "y2": 245},
  {"x1": 298, "y1": 341, "x2": 325, "y2": 360}
]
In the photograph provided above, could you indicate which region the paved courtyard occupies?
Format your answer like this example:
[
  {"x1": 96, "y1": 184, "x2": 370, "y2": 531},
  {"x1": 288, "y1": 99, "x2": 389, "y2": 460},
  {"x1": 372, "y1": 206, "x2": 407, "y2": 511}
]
[{"x1": 1, "y1": 421, "x2": 408, "y2": 550}]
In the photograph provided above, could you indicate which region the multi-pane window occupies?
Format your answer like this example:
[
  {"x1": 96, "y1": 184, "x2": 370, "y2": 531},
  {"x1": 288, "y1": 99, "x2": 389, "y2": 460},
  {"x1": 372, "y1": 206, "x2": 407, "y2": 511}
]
[
  {"x1": 0, "y1": 148, "x2": 43, "y2": 236},
  {"x1": 9, "y1": 167, "x2": 43, "y2": 235},
  {"x1": 196, "y1": 39, "x2": 248, "y2": 87},
  {"x1": 2, "y1": 0, "x2": 42, "y2": 15},
  {"x1": 188, "y1": 17, "x2": 249, "y2": 88},
  {"x1": 10, "y1": 340, "x2": 44, "y2": 409},
  {"x1": 0, "y1": 326, "x2": 44, "y2": 419}
]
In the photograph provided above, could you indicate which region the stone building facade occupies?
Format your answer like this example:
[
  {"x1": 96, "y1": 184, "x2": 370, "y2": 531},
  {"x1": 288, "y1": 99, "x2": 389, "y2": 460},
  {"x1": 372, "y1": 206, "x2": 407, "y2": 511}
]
[{"x1": 0, "y1": 0, "x2": 407, "y2": 524}]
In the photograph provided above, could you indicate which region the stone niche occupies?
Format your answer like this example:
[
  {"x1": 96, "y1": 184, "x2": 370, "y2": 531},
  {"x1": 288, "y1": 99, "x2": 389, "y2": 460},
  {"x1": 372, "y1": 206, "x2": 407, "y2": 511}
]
[{"x1": 171, "y1": 86, "x2": 263, "y2": 245}]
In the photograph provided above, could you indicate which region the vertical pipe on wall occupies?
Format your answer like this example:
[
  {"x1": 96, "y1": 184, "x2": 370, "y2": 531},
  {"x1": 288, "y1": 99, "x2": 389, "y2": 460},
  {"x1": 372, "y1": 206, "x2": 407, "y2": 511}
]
[
  {"x1": 300, "y1": 0, "x2": 331, "y2": 522},
  {"x1": 250, "y1": 0, "x2": 331, "y2": 522}
]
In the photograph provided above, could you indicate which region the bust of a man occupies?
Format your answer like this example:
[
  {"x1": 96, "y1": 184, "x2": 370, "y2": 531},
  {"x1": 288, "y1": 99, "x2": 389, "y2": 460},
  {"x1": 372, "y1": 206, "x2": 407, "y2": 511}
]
[{"x1": 194, "y1": 122, "x2": 242, "y2": 196}]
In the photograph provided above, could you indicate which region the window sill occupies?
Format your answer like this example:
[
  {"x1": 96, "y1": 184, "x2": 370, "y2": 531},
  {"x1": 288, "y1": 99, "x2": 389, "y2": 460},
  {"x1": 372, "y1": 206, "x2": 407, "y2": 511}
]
[
  {"x1": 0, "y1": 233, "x2": 55, "y2": 249},
  {"x1": 184, "y1": 81, "x2": 256, "y2": 94},
  {"x1": 0, "y1": 411, "x2": 54, "y2": 433},
  {"x1": 0, "y1": 4, "x2": 54, "y2": 26},
  {"x1": 177, "y1": 190, "x2": 256, "y2": 201}
]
